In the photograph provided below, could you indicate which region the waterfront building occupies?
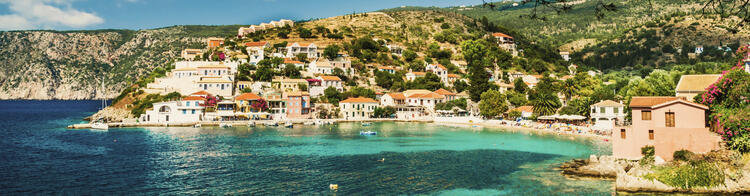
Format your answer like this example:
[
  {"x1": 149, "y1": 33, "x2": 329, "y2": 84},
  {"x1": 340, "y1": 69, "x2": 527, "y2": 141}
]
[
  {"x1": 339, "y1": 97, "x2": 379, "y2": 119},
  {"x1": 406, "y1": 92, "x2": 445, "y2": 110},
  {"x1": 613, "y1": 97, "x2": 721, "y2": 161},
  {"x1": 675, "y1": 74, "x2": 721, "y2": 100},
  {"x1": 140, "y1": 97, "x2": 205, "y2": 123},
  {"x1": 264, "y1": 91, "x2": 287, "y2": 119},
  {"x1": 590, "y1": 100, "x2": 625, "y2": 131},
  {"x1": 286, "y1": 91, "x2": 311, "y2": 119},
  {"x1": 508, "y1": 106, "x2": 534, "y2": 120},
  {"x1": 380, "y1": 92, "x2": 406, "y2": 107},
  {"x1": 433, "y1": 89, "x2": 456, "y2": 102},
  {"x1": 235, "y1": 92, "x2": 262, "y2": 113},
  {"x1": 197, "y1": 77, "x2": 233, "y2": 97}
]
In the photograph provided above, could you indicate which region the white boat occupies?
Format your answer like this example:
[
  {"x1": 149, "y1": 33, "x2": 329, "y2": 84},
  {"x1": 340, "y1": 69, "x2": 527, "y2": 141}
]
[
  {"x1": 361, "y1": 122, "x2": 372, "y2": 126},
  {"x1": 359, "y1": 131, "x2": 377, "y2": 136},
  {"x1": 248, "y1": 121, "x2": 256, "y2": 127},
  {"x1": 90, "y1": 121, "x2": 108, "y2": 130},
  {"x1": 193, "y1": 124, "x2": 202, "y2": 128},
  {"x1": 220, "y1": 123, "x2": 232, "y2": 128},
  {"x1": 264, "y1": 122, "x2": 278, "y2": 126},
  {"x1": 284, "y1": 122, "x2": 293, "y2": 128},
  {"x1": 303, "y1": 121, "x2": 315, "y2": 125}
]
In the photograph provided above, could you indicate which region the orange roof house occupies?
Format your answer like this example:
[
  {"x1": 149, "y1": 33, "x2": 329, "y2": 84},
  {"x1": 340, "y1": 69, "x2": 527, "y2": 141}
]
[
  {"x1": 492, "y1": 32, "x2": 513, "y2": 38},
  {"x1": 434, "y1": 89, "x2": 456, "y2": 96},
  {"x1": 386, "y1": 92, "x2": 406, "y2": 100},
  {"x1": 235, "y1": 93, "x2": 261, "y2": 100},
  {"x1": 244, "y1": 41, "x2": 268, "y2": 47},
  {"x1": 319, "y1": 75, "x2": 341, "y2": 81},
  {"x1": 340, "y1": 97, "x2": 378, "y2": 103}
]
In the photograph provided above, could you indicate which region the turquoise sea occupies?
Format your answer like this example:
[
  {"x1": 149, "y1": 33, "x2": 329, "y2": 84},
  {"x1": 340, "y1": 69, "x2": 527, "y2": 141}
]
[{"x1": 0, "y1": 100, "x2": 613, "y2": 195}]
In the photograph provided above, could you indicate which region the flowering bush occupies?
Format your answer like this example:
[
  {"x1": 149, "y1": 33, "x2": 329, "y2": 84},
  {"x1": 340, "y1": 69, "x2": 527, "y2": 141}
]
[
  {"x1": 251, "y1": 99, "x2": 268, "y2": 112},
  {"x1": 698, "y1": 65, "x2": 750, "y2": 152}
]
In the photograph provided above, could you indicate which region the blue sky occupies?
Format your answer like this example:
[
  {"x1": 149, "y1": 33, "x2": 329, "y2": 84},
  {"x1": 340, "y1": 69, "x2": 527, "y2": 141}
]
[{"x1": 0, "y1": 0, "x2": 485, "y2": 31}]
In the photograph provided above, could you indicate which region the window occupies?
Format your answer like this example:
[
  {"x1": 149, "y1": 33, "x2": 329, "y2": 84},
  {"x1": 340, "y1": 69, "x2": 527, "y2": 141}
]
[
  {"x1": 620, "y1": 129, "x2": 626, "y2": 139},
  {"x1": 186, "y1": 102, "x2": 190, "y2": 106},
  {"x1": 642, "y1": 111, "x2": 652, "y2": 120},
  {"x1": 191, "y1": 109, "x2": 195, "y2": 114},
  {"x1": 182, "y1": 110, "x2": 186, "y2": 114},
  {"x1": 614, "y1": 107, "x2": 619, "y2": 113},
  {"x1": 649, "y1": 130, "x2": 654, "y2": 140},
  {"x1": 665, "y1": 112, "x2": 675, "y2": 127}
]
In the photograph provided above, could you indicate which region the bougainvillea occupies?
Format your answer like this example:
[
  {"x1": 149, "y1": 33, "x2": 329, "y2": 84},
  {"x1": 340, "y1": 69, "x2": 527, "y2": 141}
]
[
  {"x1": 697, "y1": 51, "x2": 750, "y2": 152},
  {"x1": 251, "y1": 98, "x2": 268, "y2": 112}
]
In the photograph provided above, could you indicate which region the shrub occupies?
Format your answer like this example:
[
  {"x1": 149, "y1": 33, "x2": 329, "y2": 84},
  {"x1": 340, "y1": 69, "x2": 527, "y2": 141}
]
[
  {"x1": 673, "y1": 150, "x2": 695, "y2": 162},
  {"x1": 644, "y1": 160, "x2": 725, "y2": 189},
  {"x1": 640, "y1": 146, "x2": 655, "y2": 166}
]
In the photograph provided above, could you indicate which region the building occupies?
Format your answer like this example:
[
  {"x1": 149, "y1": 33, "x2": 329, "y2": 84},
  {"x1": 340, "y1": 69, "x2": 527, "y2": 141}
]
[
  {"x1": 590, "y1": 100, "x2": 625, "y2": 131},
  {"x1": 235, "y1": 92, "x2": 262, "y2": 113},
  {"x1": 386, "y1": 44, "x2": 403, "y2": 56},
  {"x1": 492, "y1": 32, "x2": 518, "y2": 56},
  {"x1": 433, "y1": 89, "x2": 456, "y2": 102},
  {"x1": 317, "y1": 75, "x2": 343, "y2": 91},
  {"x1": 286, "y1": 91, "x2": 311, "y2": 119},
  {"x1": 263, "y1": 91, "x2": 287, "y2": 118},
  {"x1": 244, "y1": 41, "x2": 269, "y2": 64},
  {"x1": 378, "y1": 66, "x2": 396, "y2": 74},
  {"x1": 406, "y1": 92, "x2": 445, "y2": 110},
  {"x1": 330, "y1": 56, "x2": 354, "y2": 75},
  {"x1": 380, "y1": 92, "x2": 406, "y2": 106},
  {"x1": 140, "y1": 97, "x2": 205, "y2": 123},
  {"x1": 197, "y1": 77, "x2": 233, "y2": 97},
  {"x1": 508, "y1": 106, "x2": 534, "y2": 120},
  {"x1": 405, "y1": 72, "x2": 425, "y2": 81},
  {"x1": 309, "y1": 59, "x2": 333, "y2": 75},
  {"x1": 283, "y1": 58, "x2": 305, "y2": 68},
  {"x1": 181, "y1": 49, "x2": 203, "y2": 60},
  {"x1": 172, "y1": 67, "x2": 198, "y2": 79},
  {"x1": 496, "y1": 82, "x2": 514, "y2": 94},
  {"x1": 271, "y1": 78, "x2": 308, "y2": 92},
  {"x1": 447, "y1": 74, "x2": 460, "y2": 84},
  {"x1": 613, "y1": 97, "x2": 721, "y2": 161},
  {"x1": 206, "y1": 37, "x2": 224, "y2": 48},
  {"x1": 286, "y1": 43, "x2": 318, "y2": 58},
  {"x1": 197, "y1": 64, "x2": 232, "y2": 76},
  {"x1": 426, "y1": 63, "x2": 449, "y2": 83},
  {"x1": 675, "y1": 74, "x2": 721, "y2": 100},
  {"x1": 559, "y1": 51, "x2": 570, "y2": 61},
  {"x1": 279, "y1": 19, "x2": 294, "y2": 27},
  {"x1": 339, "y1": 97, "x2": 379, "y2": 119},
  {"x1": 235, "y1": 81, "x2": 253, "y2": 94}
]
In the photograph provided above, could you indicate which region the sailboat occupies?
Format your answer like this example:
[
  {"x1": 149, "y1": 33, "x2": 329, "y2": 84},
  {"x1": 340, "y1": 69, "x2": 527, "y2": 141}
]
[{"x1": 91, "y1": 77, "x2": 109, "y2": 130}]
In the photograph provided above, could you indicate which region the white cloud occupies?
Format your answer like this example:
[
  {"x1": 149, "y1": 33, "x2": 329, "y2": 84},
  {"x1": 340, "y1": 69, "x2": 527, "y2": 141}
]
[{"x1": 0, "y1": 0, "x2": 104, "y2": 30}]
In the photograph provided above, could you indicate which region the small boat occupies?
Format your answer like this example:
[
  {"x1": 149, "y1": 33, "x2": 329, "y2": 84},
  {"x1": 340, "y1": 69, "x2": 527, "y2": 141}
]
[
  {"x1": 284, "y1": 122, "x2": 293, "y2": 128},
  {"x1": 361, "y1": 122, "x2": 372, "y2": 126},
  {"x1": 90, "y1": 122, "x2": 109, "y2": 130},
  {"x1": 359, "y1": 131, "x2": 377, "y2": 136},
  {"x1": 264, "y1": 122, "x2": 278, "y2": 126},
  {"x1": 220, "y1": 123, "x2": 232, "y2": 128},
  {"x1": 248, "y1": 121, "x2": 256, "y2": 127},
  {"x1": 193, "y1": 124, "x2": 202, "y2": 128},
  {"x1": 303, "y1": 121, "x2": 315, "y2": 126}
]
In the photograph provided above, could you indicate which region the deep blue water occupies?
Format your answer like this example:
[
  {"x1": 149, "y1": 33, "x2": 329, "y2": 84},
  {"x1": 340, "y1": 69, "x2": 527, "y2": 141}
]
[{"x1": 0, "y1": 100, "x2": 613, "y2": 195}]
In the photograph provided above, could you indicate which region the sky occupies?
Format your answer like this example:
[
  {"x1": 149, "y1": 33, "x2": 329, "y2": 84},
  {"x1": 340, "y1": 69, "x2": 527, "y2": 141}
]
[{"x1": 0, "y1": 0, "x2": 485, "y2": 31}]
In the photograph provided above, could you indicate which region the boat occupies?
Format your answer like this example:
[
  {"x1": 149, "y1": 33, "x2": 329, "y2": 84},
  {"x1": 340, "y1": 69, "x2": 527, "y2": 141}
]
[
  {"x1": 361, "y1": 122, "x2": 372, "y2": 126},
  {"x1": 264, "y1": 122, "x2": 278, "y2": 126},
  {"x1": 359, "y1": 131, "x2": 377, "y2": 135},
  {"x1": 284, "y1": 122, "x2": 293, "y2": 128},
  {"x1": 303, "y1": 121, "x2": 315, "y2": 125},
  {"x1": 220, "y1": 123, "x2": 232, "y2": 128},
  {"x1": 90, "y1": 119, "x2": 108, "y2": 130},
  {"x1": 193, "y1": 124, "x2": 202, "y2": 128},
  {"x1": 248, "y1": 121, "x2": 256, "y2": 127}
]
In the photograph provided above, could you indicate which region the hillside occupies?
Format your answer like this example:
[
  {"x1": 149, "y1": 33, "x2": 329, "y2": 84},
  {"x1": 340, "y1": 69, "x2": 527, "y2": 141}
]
[{"x1": 0, "y1": 25, "x2": 241, "y2": 100}]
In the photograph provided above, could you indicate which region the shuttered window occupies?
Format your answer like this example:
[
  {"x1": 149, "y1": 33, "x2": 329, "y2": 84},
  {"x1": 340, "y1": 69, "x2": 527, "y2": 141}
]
[
  {"x1": 649, "y1": 130, "x2": 654, "y2": 140},
  {"x1": 642, "y1": 111, "x2": 652, "y2": 120},
  {"x1": 665, "y1": 112, "x2": 675, "y2": 127},
  {"x1": 620, "y1": 129, "x2": 626, "y2": 139}
]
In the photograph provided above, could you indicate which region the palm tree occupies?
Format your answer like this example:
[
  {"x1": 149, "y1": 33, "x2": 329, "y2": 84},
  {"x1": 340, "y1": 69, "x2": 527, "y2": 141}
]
[
  {"x1": 560, "y1": 79, "x2": 578, "y2": 104},
  {"x1": 532, "y1": 93, "x2": 562, "y2": 116}
]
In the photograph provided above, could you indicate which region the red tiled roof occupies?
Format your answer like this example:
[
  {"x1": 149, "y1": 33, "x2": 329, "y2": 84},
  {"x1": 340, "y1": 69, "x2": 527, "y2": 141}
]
[
  {"x1": 447, "y1": 74, "x2": 460, "y2": 78},
  {"x1": 244, "y1": 41, "x2": 268, "y2": 47},
  {"x1": 190, "y1": 90, "x2": 211, "y2": 95},
  {"x1": 319, "y1": 75, "x2": 341, "y2": 81},
  {"x1": 284, "y1": 58, "x2": 303, "y2": 64},
  {"x1": 412, "y1": 72, "x2": 426, "y2": 75},
  {"x1": 378, "y1": 66, "x2": 395, "y2": 70},
  {"x1": 387, "y1": 93, "x2": 405, "y2": 100},
  {"x1": 510, "y1": 106, "x2": 533, "y2": 113},
  {"x1": 629, "y1": 97, "x2": 681, "y2": 108},
  {"x1": 492, "y1": 32, "x2": 513, "y2": 38},
  {"x1": 407, "y1": 92, "x2": 445, "y2": 99},
  {"x1": 433, "y1": 88, "x2": 455, "y2": 96},
  {"x1": 340, "y1": 97, "x2": 378, "y2": 103},
  {"x1": 235, "y1": 93, "x2": 261, "y2": 100},
  {"x1": 435, "y1": 64, "x2": 447, "y2": 70}
]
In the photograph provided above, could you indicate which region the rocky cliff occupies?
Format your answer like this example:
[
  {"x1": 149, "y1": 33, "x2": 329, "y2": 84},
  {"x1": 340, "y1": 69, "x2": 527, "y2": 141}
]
[{"x1": 0, "y1": 26, "x2": 237, "y2": 100}]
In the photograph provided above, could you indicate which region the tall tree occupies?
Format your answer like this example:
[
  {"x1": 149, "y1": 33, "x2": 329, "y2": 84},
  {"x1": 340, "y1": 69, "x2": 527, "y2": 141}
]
[
  {"x1": 323, "y1": 44, "x2": 340, "y2": 60},
  {"x1": 479, "y1": 90, "x2": 508, "y2": 118},
  {"x1": 462, "y1": 40, "x2": 492, "y2": 101},
  {"x1": 532, "y1": 93, "x2": 561, "y2": 116}
]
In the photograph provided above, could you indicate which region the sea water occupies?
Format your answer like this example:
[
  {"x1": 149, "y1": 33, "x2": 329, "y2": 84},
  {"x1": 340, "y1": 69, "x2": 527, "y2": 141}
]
[{"x1": 0, "y1": 100, "x2": 613, "y2": 195}]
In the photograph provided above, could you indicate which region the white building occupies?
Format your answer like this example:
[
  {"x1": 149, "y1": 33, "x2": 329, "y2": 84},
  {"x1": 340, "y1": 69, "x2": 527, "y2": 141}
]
[
  {"x1": 140, "y1": 97, "x2": 205, "y2": 123},
  {"x1": 286, "y1": 43, "x2": 318, "y2": 58},
  {"x1": 590, "y1": 100, "x2": 625, "y2": 131},
  {"x1": 377, "y1": 66, "x2": 396, "y2": 74},
  {"x1": 197, "y1": 77, "x2": 233, "y2": 97},
  {"x1": 339, "y1": 97, "x2": 379, "y2": 119},
  {"x1": 492, "y1": 32, "x2": 518, "y2": 56},
  {"x1": 559, "y1": 51, "x2": 570, "y2": 61},
  {"x1": 309, "y1": 59, "x2": 333, "y2": 75},
  {"x1": 380, "y1": 92, "x2": 406, "y2": 107},
  {"x1": 244, "y1": 41, "x2": 269, "y2": 64},
  {"x1": 317, "y1": 75, "x2": 343, "y2": 91},
  {"x1": 405, "y1": 72, "x2": 425, "y2": 81},
  {"x1": 426, "y1": 63, "x2": 449, "y2": 83},
  {"x1": 406, "y1": 92, "x2": 445, "y2": 110},
  {"x1": 181, "y1": 49, "x2": 203, "y2": 60}
]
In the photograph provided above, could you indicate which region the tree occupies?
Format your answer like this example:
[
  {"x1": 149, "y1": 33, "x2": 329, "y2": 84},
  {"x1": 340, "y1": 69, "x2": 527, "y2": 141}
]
[
  {"x1": 454, "y1": 80, "x2": 469, "y2": 93},
  {"x1": 295, "y1": 53, "x2": 308, "y2": 63},
  {"x1": 462, "y1": 40, "x2": 492, "y2": 101},
  {"x1": 532, "y1": 93, "x2": 561, "y2": 116},
  {"x1": 298, "y1": 83, "x2": 308, "y2": 91},
  {"x1": 323, "y1": 44, "x2": 340, "y2": 60},
  {"x1": 324, "y1": 86, "x2": 341, "y2": 105},
  {"x1": 560, "y1": 79, "x2": 578, "y2": 103},
  {"x1": 252, "y1": 64, "x2": 275, "y2": 82},
  {"x1": 283, "y1": 64, "x2": 301, "y2": 78},
  {"x1": 507, "y1": 90, "x2": 528, "y2": 107},
  {"x1": 403, "y1": 50, "x2": 417, "y2": 62},
  {"x1": 479, "y1": 90, "x2": 508, "y2": 118},
  {"x1": 508, "y1": 110, "x2": 522, "y2": 120},
  {"x1": 373, "y1": 106, "x2": 396, "y2": 118},
  {"x1": 241, "y1": 88, "x2": 252, "y2": 93},
  {"x1": 514, "y1": 78, "x2": 529, "y2": 94},
  {"x1": 297, "y1": 27, "x2": 314, "y2": 38},
  {"x1": 566, "y1": 97, "x2": 594, "y2": 118}
]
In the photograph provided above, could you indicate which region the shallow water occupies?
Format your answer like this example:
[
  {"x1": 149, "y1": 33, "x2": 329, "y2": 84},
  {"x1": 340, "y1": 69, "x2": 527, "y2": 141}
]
[{"x1": 0, "y1": 100, "x2": 613, "y2": 195}]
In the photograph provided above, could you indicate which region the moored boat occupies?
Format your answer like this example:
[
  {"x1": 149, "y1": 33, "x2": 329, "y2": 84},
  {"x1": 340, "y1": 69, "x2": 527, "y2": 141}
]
[{"x1": 359, "y1": 131, "x2": 377, "y2": 135}]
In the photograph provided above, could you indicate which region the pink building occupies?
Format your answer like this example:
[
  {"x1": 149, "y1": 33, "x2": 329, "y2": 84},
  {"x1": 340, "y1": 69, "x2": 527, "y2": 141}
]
[
  {"x1": 286, "y1": 91, "x2": 311, "y2": 119},
  {"x1": 613, "y1": 97, "x2": 721, "y2": 161}
]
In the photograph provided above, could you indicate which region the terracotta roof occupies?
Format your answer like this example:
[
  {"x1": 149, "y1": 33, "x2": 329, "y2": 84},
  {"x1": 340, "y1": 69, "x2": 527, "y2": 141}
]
[
  {"x1": 434, "y1": 64, "x2": 447, "y2": 70},
  {"x1": 408, "y1": 92, "x2": 445, "y2": 99},
  {"x1": 411, "y1": 72, "x2": 426, "y2": 75},
  {"x1": 433, "y1": 89, "x2": 456, "y2": 96},
  {"x1": 492, "y1": 32, "x2": 513, "y2": 38},
  {"x1": 676, "y1": 74, "x2": 721, "y2": 92},
  {"x1": 319, "y1": 75, "x2": 341, "y2": 81},
  {"x1": 447, "y1": 74, "x2": 460, "y2": 78},
  {"x1": 183, "y1": 96, "x2": 206, "y2": 101},
  {"x1": 287, "y1": 42, "x2": 313, "y2": 47},
  {"x1": 387, "y1": 93, "x2": 406, "y2": 100},
  {"x1": 235, "y1": 93, "x2": 261, "y2": 100},
  {"x1": 340, "y1": 97, "x2": 378, "y2": 103},
  {"x1": 629, "y1": 97, "x2": 682, "y2": 108},
  {"x1": 378, "y1": 66, "x2": 395, "y2": 70},
  {"x1": 244, "y1": 41, "x2": 268, "y2": 47},
  {"x1": 652, "y1": 99, "x2": 708, "y2": 110},
  {"x1": 510, "y1": 106, "x2": 533, "y2": 113},
  {"x1": 592, "y1": 100, "x2": 623, "y2": 107},
  {"x1": 190, "y1": 91, "x2": 211, "y2": 95},
  {"x1": 284, "y1": 58, "x2": 303, "y2": 64}
]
